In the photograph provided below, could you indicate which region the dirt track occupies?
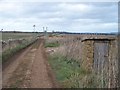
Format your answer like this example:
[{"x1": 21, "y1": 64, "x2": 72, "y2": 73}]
[{"x1": 2, "y1": 38, "x2": 58, "y2": 88}]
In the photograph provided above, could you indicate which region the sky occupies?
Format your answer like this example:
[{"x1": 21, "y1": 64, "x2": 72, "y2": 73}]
[{"x1": 0, "y1": 0, "x2": 118, "y2": 33}]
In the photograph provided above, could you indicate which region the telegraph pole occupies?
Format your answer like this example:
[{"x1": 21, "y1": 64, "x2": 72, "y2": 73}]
[
  {"x1": 43, "y1": 27, "x2": 48, "y2": 40},
  {"x1": 1, "y1": 29, "x2": 3, "y2": 32},
  {"x1": 43, "y1": 27, "x2": 45, "y2": 37},
  {"x1": 0, "y1": 28, "x2": 2, "y2": 34},
  {"x1": 46, "y1": 27, "x2": 48, "y2": 39},
  {"x1": 33, "y1": 25, "x2": 36, "y2": 38},
  {"x1": 43, "y1": 27, "x2": 46, "y2": 38},
  {"x1": 33, "y1": 25, "x2": 36, "y2": 32},
  {"x1": 45, "y1": 27, "x2": 48, "y2": 40},
  {"x1": 43, "y1": 27, "x2": 45, "y2": 32}
]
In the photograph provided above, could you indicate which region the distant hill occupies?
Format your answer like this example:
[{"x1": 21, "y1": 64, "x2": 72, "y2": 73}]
[{"x1": 0, "y1": 31, "x2": 118, "y2": 35}]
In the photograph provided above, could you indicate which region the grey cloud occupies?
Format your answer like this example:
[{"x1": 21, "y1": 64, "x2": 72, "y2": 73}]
[
  {"x1": 64, "y1": 2, "x2": 117, "y2": 23},
  {"x1": 22, "y1": 2, "x2": 60, "y2": 16},
  {"x1": 0, "y1": 1, "x2": 118, "y2": 33}
]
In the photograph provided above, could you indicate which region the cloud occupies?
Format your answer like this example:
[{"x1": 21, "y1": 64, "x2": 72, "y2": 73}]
[
  {"x1": 0, "y1": 1, "x2": 118, "y2": 33},
  {"x1": 58, "y1": 3, "x2": 92, "y2": 12},
  {"x1": 69, "y1": 22, "x2": 118, "y2": 33}
]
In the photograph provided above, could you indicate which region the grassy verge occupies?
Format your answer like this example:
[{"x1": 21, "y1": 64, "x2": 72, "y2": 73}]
[
  {"x1": 48, "y1": 53, "x2": 98, "y2": 88},
  {"x1": 45, "y1": 41, "x2": 60, "y2": 48},
  {"x1": 2, "y1": 32, "x2": 33, "y2": 41},
  {"x1": 1, "y1": 39, "x2": 37, "y2": 64}
]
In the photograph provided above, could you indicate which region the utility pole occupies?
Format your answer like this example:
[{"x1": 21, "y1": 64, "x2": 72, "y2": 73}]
[
  {"x1": 33, "y1": 25, "x2": 36, "y2": 32},
  {"x1": 33, "y1": 25, "x2": 36, "y2": 38},
  {"x1": 43, "y1": 27, "x2": 45, "y2": 32},
  {"x1": 43, "y1": 27, "x2": 45, "y2": 37},
  {"x1": 1, "y1": 29, "x2": 3, "y2": 32},
  {"x1": 45, "y1": 27, "x2": 48, "y2": 40},
  {"x1": 43, "y1": 27, "x2": 48, "y2": 40}
]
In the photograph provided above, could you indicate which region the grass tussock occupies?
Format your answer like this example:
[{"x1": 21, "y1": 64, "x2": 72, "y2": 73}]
[
  {"x1": 48, "y1": 53, "x2": 98, "y2": 88},
  {"x1": 45, "y1": 41, "x2": 60, "y2": 48}
]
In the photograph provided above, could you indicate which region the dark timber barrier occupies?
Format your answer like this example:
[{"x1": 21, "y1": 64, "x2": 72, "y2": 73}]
[{"x1": 81, "y1": 37, "x2": 118, "y2": 88}]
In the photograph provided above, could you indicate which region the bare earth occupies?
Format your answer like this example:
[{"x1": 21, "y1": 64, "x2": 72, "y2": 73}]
[{"x1": 2, "y1": 38, "x2": 58, "y2": 88}]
